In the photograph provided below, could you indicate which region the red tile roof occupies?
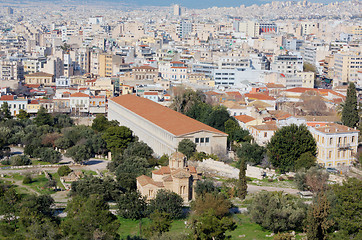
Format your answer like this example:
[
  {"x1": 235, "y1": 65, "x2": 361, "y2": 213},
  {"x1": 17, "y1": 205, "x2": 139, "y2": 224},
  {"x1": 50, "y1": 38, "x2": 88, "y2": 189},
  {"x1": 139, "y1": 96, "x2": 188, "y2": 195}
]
[
  {"x1": 144, "y1": 92, "x2": 159, "y2": 96},
  {"x1": 235, "y1": 115, "x2": 255, "y2": 123},
  {"x1": 245, "y1": 93, "x2": 275, "y2": 101},
  {"x1": 0, "y1": 95, "x2": 15, "y2": 101},
  {"x1": 70, "y1": 92, "x2": 89, "y2": 98},
  {"x1": 152, "y1": 166, "x2": 171, "y2": 175},
  {"x1": 110, "y1": 95, "x2": 227, "y2": 136}
]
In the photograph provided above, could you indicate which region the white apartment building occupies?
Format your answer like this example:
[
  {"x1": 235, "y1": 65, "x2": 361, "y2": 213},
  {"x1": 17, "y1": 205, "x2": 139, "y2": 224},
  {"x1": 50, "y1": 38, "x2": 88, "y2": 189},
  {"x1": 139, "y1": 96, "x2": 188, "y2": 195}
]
[
  {"x1": 159, "y1": 61, "x2": 188, "y2": 81},
  {"x1": 271, "y1": 54, "x2": 303, "y2": 74},
  {"x1": 0, "y1": 95, "x2": 28, "y2": 116},
  {"x1": 0, "y1": 60, "x2": 23, "y2": 80},
  {"x1": 56, "y1": 76, "x2": 70, "y2": 88},
  {"x1": 218, "y1": 57, "x2": 251, "y2": 70},
  {"x1": 334, "y1": 51, "x2": 362, "y2": 86},
  {"x1": 177, "y1": 21, "x2": 192, "y2": 39}
]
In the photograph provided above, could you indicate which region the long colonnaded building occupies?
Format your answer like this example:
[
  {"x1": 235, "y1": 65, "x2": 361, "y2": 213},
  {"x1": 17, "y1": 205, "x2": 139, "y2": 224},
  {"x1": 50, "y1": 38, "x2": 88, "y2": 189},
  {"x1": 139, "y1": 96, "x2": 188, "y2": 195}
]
[{"x1": 108, "y1": 94, "x2": 228, "y2": 156}]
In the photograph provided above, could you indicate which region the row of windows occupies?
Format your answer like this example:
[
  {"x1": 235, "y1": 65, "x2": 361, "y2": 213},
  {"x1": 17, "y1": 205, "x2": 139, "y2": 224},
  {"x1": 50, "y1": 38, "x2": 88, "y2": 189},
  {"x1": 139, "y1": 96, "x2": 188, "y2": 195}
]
[
  {"x1": 6, "y1": 103, "x2": 26, "y2": 109},
  {"x1": 195, "y1": 137, "x2": 209, "y2": 144}
]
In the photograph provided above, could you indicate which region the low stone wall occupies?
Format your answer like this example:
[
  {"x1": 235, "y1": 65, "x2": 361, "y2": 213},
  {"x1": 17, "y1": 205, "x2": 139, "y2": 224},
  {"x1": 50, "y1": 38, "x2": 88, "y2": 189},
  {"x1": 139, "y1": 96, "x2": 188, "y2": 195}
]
[
  {"x1": 0, "y1": 163, "x2": 81, "y2": 170},
  {"x1": 192, "y1": 159, "x2": 274, "y2": 180}
]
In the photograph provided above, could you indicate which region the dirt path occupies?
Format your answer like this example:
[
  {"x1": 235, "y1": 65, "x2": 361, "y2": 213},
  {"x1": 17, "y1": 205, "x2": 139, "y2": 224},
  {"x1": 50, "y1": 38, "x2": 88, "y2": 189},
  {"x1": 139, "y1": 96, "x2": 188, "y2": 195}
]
[
  {"x1": 247, "y1": 184, "x2": 299, "y2": 195},
  {"x1": 0, "y1": 177, "x2": 40, "y2": 195}
]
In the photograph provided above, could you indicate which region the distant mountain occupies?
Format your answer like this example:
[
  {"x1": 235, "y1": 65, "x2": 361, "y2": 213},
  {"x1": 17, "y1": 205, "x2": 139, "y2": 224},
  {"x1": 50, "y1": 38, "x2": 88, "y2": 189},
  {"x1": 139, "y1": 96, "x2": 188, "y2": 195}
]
[{"x1": 0, "y1": 0, "x2": 351, "y2": 9}]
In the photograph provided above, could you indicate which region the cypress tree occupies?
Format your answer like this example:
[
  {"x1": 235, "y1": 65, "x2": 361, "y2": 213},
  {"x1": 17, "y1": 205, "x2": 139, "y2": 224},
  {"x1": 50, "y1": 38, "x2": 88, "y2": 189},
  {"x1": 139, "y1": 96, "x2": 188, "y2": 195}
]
[
  {"x1": 341, "y1": 82, "x2": 359, "y2": 128},
  {"x1": 237, "y1": 158, "x2": 247, "y2": 199}
]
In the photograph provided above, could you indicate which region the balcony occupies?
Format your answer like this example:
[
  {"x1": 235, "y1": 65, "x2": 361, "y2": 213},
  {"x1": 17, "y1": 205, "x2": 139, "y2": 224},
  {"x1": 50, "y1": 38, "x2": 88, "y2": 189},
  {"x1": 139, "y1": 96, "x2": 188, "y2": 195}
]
[{"x1": 337, "y1": 143, "x2": 350, "y2": 149}]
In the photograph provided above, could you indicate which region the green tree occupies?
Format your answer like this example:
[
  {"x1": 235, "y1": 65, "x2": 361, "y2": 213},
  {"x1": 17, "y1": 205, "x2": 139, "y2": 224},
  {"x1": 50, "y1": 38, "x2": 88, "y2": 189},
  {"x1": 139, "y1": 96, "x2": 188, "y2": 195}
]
[
  {"x1": 17, "y1": 109, "x2": 30, "y2": 120},
  {"x1": 0, "y1": 102, "x2": 12, "y2": 120},
  {"x1": 57, "y1": 165, "x2": 72, "y2": 176},
  {"x1": 145, "y1": 210, "x2": 172, "y2": 238},
  {"x1": 178, "y1": 139, "x2": 196, "y2": 159},
  {"x1": 224, "y1": 119, "x2": 252, "y2": 149},
  {"x1": 53, "y1": 114, "x2": 73, "y2": 129},
  {"x1": 267, "y1": 124, "x2": 317, "y2": 172},
  {"x1": 248, "y1": 191, "x2": 307, "y2": 233},
  {"x1": 189, "y1": 209, "x2": 236, "y2": 240},
  {"x1": 9, "y1": 155, "x2": 31, "y2": 166},
  {"x1": 331, "y1": 178, "x2": 361, "y2": 238},
  {"x1": 123, "y1": 141, "x2": 153, "y2": 160},
  {"x1": 195, "y1": 180, "x2": 218, "y2": 196},
  {"x1": 117, "y1": 191, "x2": 147, "y2": 220},
  {"x1": 34, "y1": 106, "x2": 53, "y2": 126},
  {"x1": 65, "y1": 144, "x2": 92, "y2": 163},
  {"x1": 102, "y1": 126, "x2": 135, "y2": 153},
  {"x1": 295, "y1": 152, "x2": 316, "y2": 170},
  {"x1": 61, "y1": 195, "x2": 120, "y2": 239},
  {"x1": 237, "y1": 158, "x2": 247, "y2": 199},
  {"x1": 306, "y1": 193, "x2": 333, "y2": 240},
  {"x1": 70, "y1": 175, "x2": 122, "y2": 201},
  {"x1": 295, "y1": 167, "x2": 329, "y2": 192},
  {"x1": 236, "y1": 142, "x2": 265, "y2": 166},
  {"x1": 148, "y1": 190, "x2": 183, "y2": 219},
  {"x1": 38, "y1": 148, "x2": 62, "y2": 164},
  {"x1": 205, "y1": 105, "x2": 230, "y2": 132},
  {"x1": 191, "y1": 193, "x2": 231, "y2": 218},
  {"x1": 341, "y1": 82, "x2": 359, "y2": 128},
  {"x1": 92, "y1": 114, "x2": 118, "y2": 132}
]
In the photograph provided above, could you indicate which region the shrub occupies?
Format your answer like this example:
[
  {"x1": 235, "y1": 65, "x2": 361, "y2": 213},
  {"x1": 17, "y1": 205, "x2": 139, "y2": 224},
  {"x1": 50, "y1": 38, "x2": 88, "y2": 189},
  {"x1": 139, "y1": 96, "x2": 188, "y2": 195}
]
[
  {"x1": 57, "y1": 166, "x2": 72, "y2": 176},
  {"x1": 23, "y1": 175, "x2": 32, "y2": 184},
  {"x1": 248, "y1": 191, "x2": 307, "y2": 233}
]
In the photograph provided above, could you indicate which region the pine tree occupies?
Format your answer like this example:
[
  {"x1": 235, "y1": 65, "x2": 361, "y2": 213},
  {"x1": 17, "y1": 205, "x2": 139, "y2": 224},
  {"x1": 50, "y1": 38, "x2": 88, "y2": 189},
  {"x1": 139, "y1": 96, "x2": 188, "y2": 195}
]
[
  {"x1": 341, "y1": 82, "x2": 359, "y2": 128},
  {"x1": 306, "y1": 193, "x2": 333, "y2": 240},
  {"x1": 237, "y1": 157, "x2": 247, "y2": 199}
]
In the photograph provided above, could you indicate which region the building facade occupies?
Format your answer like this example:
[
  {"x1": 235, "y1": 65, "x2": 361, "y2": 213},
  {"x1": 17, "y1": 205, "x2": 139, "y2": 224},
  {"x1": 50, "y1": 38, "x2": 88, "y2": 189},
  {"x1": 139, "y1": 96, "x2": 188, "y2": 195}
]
[{"x1": 108, "y1": 95, "x2": 228, "y2": 156}]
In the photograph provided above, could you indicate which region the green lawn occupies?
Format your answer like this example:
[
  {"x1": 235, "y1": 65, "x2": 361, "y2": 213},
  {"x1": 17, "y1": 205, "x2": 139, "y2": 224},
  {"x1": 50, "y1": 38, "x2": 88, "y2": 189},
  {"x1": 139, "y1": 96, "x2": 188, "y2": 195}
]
[
  {"x1": 32, "y1": 159, "x2": 55, "y2": 165},
  {"x1": 117, "y1": 214, "x2": 290, "y2": 239},
  {"x1": 26, "y1": 174, "x2": 56, "y2": 195}
]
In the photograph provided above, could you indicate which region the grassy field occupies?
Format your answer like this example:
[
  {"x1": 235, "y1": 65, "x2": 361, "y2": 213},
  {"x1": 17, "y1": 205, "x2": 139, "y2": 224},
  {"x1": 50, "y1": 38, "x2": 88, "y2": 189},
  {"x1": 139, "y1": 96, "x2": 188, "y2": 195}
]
[{"x1": 117, "y1": 214, "x2": 278, "y2": 239}]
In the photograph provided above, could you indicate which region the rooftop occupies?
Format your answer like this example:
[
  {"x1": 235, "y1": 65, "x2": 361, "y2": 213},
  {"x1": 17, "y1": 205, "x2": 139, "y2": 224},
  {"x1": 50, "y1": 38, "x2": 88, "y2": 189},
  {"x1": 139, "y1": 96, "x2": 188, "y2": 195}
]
[{"x1": 110, "y1": 95, "x2": 227, "y2": 136}]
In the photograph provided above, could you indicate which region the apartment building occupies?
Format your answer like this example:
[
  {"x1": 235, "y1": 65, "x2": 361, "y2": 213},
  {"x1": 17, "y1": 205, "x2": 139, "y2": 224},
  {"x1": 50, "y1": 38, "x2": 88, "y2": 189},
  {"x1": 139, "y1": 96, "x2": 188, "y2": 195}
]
[
  {"x1": 159, "y1": 61, "x2": 188, "y2": 81},
  {"x1": 0, "y1": 95, "x2": 28, "y2": 116},
  {"x1": 0, "y1": 60, "x2": 23, "y2": 80},
  {"x1": 308, "y1": 123, "x2": 359, "y2": 167},
  {"x1": 271, "y1": 54, "x2": 303, "y2": 74},
  {"x1": 24, "y1": 72, "x2": 55, "y2": 86},
  {"x1": 333, "y1": 51, "x2": 362, "y2": 86},
  {"x1": 132, "y1": 65, "x2": 158, "y2": 80}
]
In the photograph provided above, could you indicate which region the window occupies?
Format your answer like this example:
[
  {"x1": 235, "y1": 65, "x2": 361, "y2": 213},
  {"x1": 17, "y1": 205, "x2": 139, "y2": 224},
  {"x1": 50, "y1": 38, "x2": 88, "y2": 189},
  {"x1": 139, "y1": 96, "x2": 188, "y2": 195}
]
[
  {"x1": 352, "y1": 136, "x2": 355, "y2": 143},
  {"x1": 329, "y1": 138, "x2": 333, "y2": 145},
  {"x1": 200, "y1": 138, "x2": 204, "y2": 143},
  {"x1": 328, "y1": 151, "x2": 332, "y2": 159},
  {"x1": 205, "y1": 138, "x2": 209, "y2": 143},
  {"x1": 195, "y1": 138, "x2": 199, "y2": 143},
  {"x1": 264, "y1": 132, "x2": 267, "y2": 138}
]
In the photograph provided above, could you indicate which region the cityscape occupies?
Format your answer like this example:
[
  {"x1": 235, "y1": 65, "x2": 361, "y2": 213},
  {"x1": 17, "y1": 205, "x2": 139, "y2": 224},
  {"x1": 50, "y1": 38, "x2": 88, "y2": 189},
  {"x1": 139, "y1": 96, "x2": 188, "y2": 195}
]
[{"x1": 0, "y1": 0, "x2": 361, "y2": 239}]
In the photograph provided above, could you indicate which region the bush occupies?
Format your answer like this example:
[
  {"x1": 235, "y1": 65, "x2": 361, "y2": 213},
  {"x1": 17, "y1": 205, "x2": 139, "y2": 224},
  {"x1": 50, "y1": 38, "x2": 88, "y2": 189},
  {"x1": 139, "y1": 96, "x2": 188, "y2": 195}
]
[
  {"x1": 248, "y1": 191, "x2": 307, "y2": 233},
  {"x1": 23, "y1": 175, "x2": 32, "y2": 184},
  {"x1": 9, "y1": 155, "x2": 31, "y2": 166},
  {"x1": 57, "y1": 166, "x2": 72, "y2": 176},
  {"x1": 148, "y1": 190, "x2": 183, "y2": 219}
]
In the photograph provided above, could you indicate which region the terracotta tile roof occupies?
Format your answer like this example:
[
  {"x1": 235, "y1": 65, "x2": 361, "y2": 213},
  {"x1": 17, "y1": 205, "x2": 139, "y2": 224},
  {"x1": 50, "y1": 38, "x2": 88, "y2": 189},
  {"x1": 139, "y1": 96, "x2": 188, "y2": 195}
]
[
  {"x1": 171, "y1": 61, "x2": 185, "y2": 64},
  {"x1": 152, "y1": 166, "x2": 171, "y2": 175},
  {"x1": 25, "y1": 72, "x2": 53, "y2": 77},
  {"x1": 144, "y1": 92, "x2": 159, "y2": 96},
  {"x1": 110, "y1": 95, "x2": 227, "y2": 136},
  {"x1": 162, "y1": 175, "x2": 173, "y2": 182},
  {"x1": 250, "y1": 124, "x2": 278, "y2": 131},
  {"x1": 314, "y1": 123, "x2": 359, "y2": 134},
  {"x1": 137, "y1": 175, "x2": 164, "y2": 187},
  {"x1": 25, "y1": 84, "x2": 41, "y2": 88},
  {"x1": 235, "y1": 115, "x2": 255, "y2": 123},
  {"x1": 268, "y1": 110, "x2": 292, "y2": 120},
  {"x1": 133, "y1": 65, "x2": 157, "y2": 70},
  {"x1": 29, "y1": 100, "x2": 39, "y2": 104},
  {"x1": 187, "y1": 166, "x2": 197, "y2": 174},
  {"x1": 283, "y1": 88, "x2": 345, "y2": 99},
  {"x1": 0, "y1": 95, "x2": 15, "y2": 101},
  {"x1": 226, "y1": 91, "x2": 242, "y2": 98},
  {"x1": 172, "y1": 168, "x2": 191, "y2": 178},
  {"x1": 306, "y1": 122, "x2": 329, "y2": 127},
  {"x1": 245, "y1": 93, "x2": 275, "y2": 101},
  {"x1": 266, "y1": 83, "x2": 285, "y2": 88},
  {"x1": 70, "y1": 92, "x2": 89, "y2": 98},
  {"x1": 248, "y1": 100, "x2": 273, "y2": 108}
]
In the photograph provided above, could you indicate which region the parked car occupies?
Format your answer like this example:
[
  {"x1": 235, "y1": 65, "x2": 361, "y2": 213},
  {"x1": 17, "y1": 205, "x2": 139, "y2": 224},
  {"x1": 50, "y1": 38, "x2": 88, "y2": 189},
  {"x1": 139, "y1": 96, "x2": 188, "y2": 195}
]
[{"x1": 326, "y1": 167, "x2": 339, "y2": 174}]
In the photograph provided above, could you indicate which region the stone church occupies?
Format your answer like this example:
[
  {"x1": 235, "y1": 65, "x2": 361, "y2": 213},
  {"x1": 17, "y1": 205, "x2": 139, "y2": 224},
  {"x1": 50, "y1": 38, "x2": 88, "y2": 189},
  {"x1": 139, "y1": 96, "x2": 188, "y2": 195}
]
[{"x1": 136, "y1": 152, "x2": 201, "y2": 202}]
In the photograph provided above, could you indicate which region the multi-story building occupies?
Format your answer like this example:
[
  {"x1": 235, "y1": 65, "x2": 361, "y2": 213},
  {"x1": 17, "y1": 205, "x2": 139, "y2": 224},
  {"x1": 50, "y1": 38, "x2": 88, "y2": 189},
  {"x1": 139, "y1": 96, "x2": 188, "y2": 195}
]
[
  {"x1": 0, "y1": 60, "x2": 23, "y2": 80},
  {"x1": 132, "y1": 65, "x2": 158, "y2": 80},
  {"x1": 177, "y1": 20, "x2": 192, "y2": 39},
  {"x1": 218, "y1": 57, "x2": 251, "y2": 70},
  {"x1": 308, "y1": 123, "x2": 359, "y2": 167},
  {"x1": 0, "y1": 95, "x2": 28, "y2": 116},
  {"x1": 333, "y1": 50, "x2": 362, "y2": 86},
  {"x1": 159, "y1": 61, "x2": 188, "y2": 81},
  {"x1": 24, "y1": 72, "x2": 55, "y2": 86},
  {"x1": 271, "y1": 54, "x2": 303, "y2": 74}
]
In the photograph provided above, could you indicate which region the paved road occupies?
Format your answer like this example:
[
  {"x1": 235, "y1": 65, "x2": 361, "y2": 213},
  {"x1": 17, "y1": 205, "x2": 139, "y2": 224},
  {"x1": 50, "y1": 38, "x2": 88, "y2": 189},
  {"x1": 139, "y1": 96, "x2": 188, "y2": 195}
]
[{"x1": 247, "y1": 184, "x2": 299, "y2": 195}]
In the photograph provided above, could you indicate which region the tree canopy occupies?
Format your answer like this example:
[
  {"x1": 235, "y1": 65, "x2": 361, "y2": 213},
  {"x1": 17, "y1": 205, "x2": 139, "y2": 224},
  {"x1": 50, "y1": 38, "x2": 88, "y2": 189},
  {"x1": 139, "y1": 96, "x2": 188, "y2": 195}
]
[
  {"x1": 178, "y1": 139, "x2": 196, "y2": 159},
  {"x1": 341, "y1": 82, "x2": 359, "y2": 128},
  {"x1": 267, "y1": 124, "x2": 317, "y2": 172}
]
